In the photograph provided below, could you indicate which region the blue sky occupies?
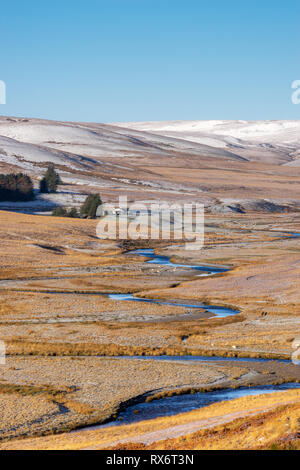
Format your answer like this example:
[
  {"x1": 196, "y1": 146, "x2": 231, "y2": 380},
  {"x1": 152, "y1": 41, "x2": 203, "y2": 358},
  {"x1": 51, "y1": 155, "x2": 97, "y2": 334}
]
[{"x1": 1, "y1": 0, "x2": 300, "y2": 122}]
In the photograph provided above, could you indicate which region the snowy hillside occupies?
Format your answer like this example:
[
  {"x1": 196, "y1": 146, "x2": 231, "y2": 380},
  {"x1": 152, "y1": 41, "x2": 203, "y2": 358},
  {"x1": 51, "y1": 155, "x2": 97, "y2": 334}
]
[
  {"x1": 114, "y1": 120, "x2": 300, "y2": 165},
  {"x1": 0, "y1": 117, "x2": 240, "y2": 162},
  {"x1": 1, "y1": 116, "x2": 300, "y2": 214},
  {"x1": 1, "y1": 117, "x2": 299, "y2": 177}
]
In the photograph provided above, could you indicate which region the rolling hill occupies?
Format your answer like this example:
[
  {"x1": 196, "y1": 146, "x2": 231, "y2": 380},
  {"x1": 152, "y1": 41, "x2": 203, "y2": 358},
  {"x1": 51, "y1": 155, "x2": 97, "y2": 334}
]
[{"x1": 0, "y1": 116, "x2": 300, "y2": 214}]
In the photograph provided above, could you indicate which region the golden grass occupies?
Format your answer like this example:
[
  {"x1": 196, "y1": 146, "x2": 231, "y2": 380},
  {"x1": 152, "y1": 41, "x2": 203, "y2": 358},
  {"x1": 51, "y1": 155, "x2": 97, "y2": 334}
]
[
  {"x1": 0, "y1": 382, "x2": 74, "y2": 398},
  {"x1": 0, "y1": 210, "x2": 300, "y2": 446},
  {"x1": 4, "y1": 338, "x2": 291, "y2": 360},
  {"x1": 2, "y1": 389, "x2": 300, "y2": 450},
  {"x1": 111, "y1": 403, "x2": 300, "y2": 450}
]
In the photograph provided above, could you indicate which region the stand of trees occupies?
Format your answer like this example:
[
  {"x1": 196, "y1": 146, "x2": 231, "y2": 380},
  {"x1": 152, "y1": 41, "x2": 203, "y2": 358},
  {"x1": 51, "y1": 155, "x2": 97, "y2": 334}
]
[
  {"x1": 80, "y1": 193, "x2": 102, "y2": 218},
  {"x1": 0, "y1": 173, "x2": 34, "y2": 201},
  {"x1": 52, "y1": 207, "x2": 79, "y2": 218},
  {"x1": 0, "y1": 166, "x2": 101, "y2": 221},
  {"x1": 40, "y1": 165, "x2": 62, "y2": 193},
  {"x1": 0, "y1": 165, "x2": 62, "y2": 203},
  {"x1": 52, "y1": 193, "x2": 102, "y2": 219}
]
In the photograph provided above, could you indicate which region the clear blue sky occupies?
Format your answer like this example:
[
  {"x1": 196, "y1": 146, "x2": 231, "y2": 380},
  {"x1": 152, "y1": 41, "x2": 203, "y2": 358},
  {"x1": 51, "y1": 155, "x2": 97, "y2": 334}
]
[{"x1": 1, "y1": 0, "x2": 300, "y2": 122}]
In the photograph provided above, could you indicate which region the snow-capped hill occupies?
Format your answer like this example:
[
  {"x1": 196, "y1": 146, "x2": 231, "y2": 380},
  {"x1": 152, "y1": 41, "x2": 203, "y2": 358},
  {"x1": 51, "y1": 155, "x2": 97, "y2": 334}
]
[
  {"x1": 0, "y1": 116, "x2": 300, "y2": 214},
  {"x1": 114, "y1": 120, "x2": 300, "y2": 165},
  {"x1": 115, "y1": 119, "x2": 300, "y2": 143},
  {"x1": 0, "y1": 117, "x2": 239, "y2": 161}
]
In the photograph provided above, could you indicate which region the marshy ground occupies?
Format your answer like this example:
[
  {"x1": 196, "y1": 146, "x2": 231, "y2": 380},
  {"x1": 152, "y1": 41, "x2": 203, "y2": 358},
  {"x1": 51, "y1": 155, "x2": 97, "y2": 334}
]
[{"x1": 0, "y1": 210, "x2": 299, "y2": 449}]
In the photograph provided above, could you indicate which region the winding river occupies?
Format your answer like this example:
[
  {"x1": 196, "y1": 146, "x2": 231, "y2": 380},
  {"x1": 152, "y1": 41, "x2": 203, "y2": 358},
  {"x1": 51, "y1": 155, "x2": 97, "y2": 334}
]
[
  {"x1": 128, "y1": 248, "x2": 228, "y2": 273},
  {"x1": 109, "y1": 248, "x2": 239, "y2": 318},
  {"x1": 116, "y1": 355, "x2": 292, "y2": 364},
  {"x1": 92, "y1": 247, "x2": 299, "y2": 429},
  {"x1": 112, "y1": 382, "x2": 300, "y2": 426}
]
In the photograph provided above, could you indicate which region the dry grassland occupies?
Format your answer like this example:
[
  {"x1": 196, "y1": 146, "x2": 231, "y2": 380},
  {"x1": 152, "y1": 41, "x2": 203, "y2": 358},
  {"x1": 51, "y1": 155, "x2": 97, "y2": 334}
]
[
  {"x1": 0, "y1": 210, "x2": 299, "y2": 444},
  {"x1": 2, "y1": 389, "x2": 299, "y2": 450}
]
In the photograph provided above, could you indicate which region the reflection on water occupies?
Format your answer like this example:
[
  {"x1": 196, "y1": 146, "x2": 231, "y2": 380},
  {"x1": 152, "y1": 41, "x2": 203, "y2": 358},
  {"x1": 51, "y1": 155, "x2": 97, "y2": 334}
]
[
  {"x1": 112, "y1": 382, "x2": 300, "y2": 426},
  {"x1": 131, "y1": 248, "x2": 228, "y2": 273},
  {"x1": 115, "y1": 355, "x2": 291, "y2": 364},
  {"x1": 86, "y1": 382, "x2": 300, "y2": 431},
  {"x1": 109, "y1": 293, "x2": 240, "y2": 318},
  {"x1": 112, "y1": 249, "x2": 238, "y2": 318}
]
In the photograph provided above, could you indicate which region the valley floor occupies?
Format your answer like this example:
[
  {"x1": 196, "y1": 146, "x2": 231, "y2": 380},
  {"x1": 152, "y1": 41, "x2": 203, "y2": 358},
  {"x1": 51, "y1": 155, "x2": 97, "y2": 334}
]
[{"x1": 0, "y1": 210, "x2": 299, "y2": 449}]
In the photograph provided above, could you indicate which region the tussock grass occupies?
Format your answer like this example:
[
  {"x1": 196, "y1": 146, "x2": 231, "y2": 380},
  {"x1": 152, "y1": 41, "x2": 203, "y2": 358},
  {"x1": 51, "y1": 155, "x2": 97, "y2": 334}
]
[
  {"x1": 109, "y1": 399, "x2": 300, "y2": 451},
  {"x1": 0, "y1": 382, "x2": 75, "y2": 398},
  {"x1": 3, "y1": 389, "x2": 300, "y2": 450},
  {"x1": 5, "y1": 338, "x2": 290, "y2": 360}
]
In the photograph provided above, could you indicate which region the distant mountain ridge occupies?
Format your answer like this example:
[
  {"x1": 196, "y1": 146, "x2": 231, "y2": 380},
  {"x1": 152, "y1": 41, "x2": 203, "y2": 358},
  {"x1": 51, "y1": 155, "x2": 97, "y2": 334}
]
[
  {"x1": 113, "y1": 120, "x2": 300, "y2": 166},
  {"x1": 1, "y1": 116, "x2": 300, "y2": 214}
]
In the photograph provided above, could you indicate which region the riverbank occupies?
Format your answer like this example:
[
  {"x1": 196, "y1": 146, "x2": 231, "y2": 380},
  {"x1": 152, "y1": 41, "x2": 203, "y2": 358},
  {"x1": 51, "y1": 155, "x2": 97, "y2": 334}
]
[
  {"x1": 2, "y1": 388, "x2": 300, "y2": 450},
  {"x1": 0, "y1": 210, "x2": 299, "y2": 444}
]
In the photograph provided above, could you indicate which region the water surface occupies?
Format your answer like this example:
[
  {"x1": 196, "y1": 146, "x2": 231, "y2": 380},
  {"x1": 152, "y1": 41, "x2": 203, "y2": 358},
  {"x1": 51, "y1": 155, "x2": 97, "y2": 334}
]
[
  {"x1": 109, "y1": 293, "x2": 240, "y2": 318},
  {"x1": 131, "y1": 248, "x2": 228, "y2": 274},
  {"x1": 112, "y1": 249, "x2": 238, "y2": 317}
]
